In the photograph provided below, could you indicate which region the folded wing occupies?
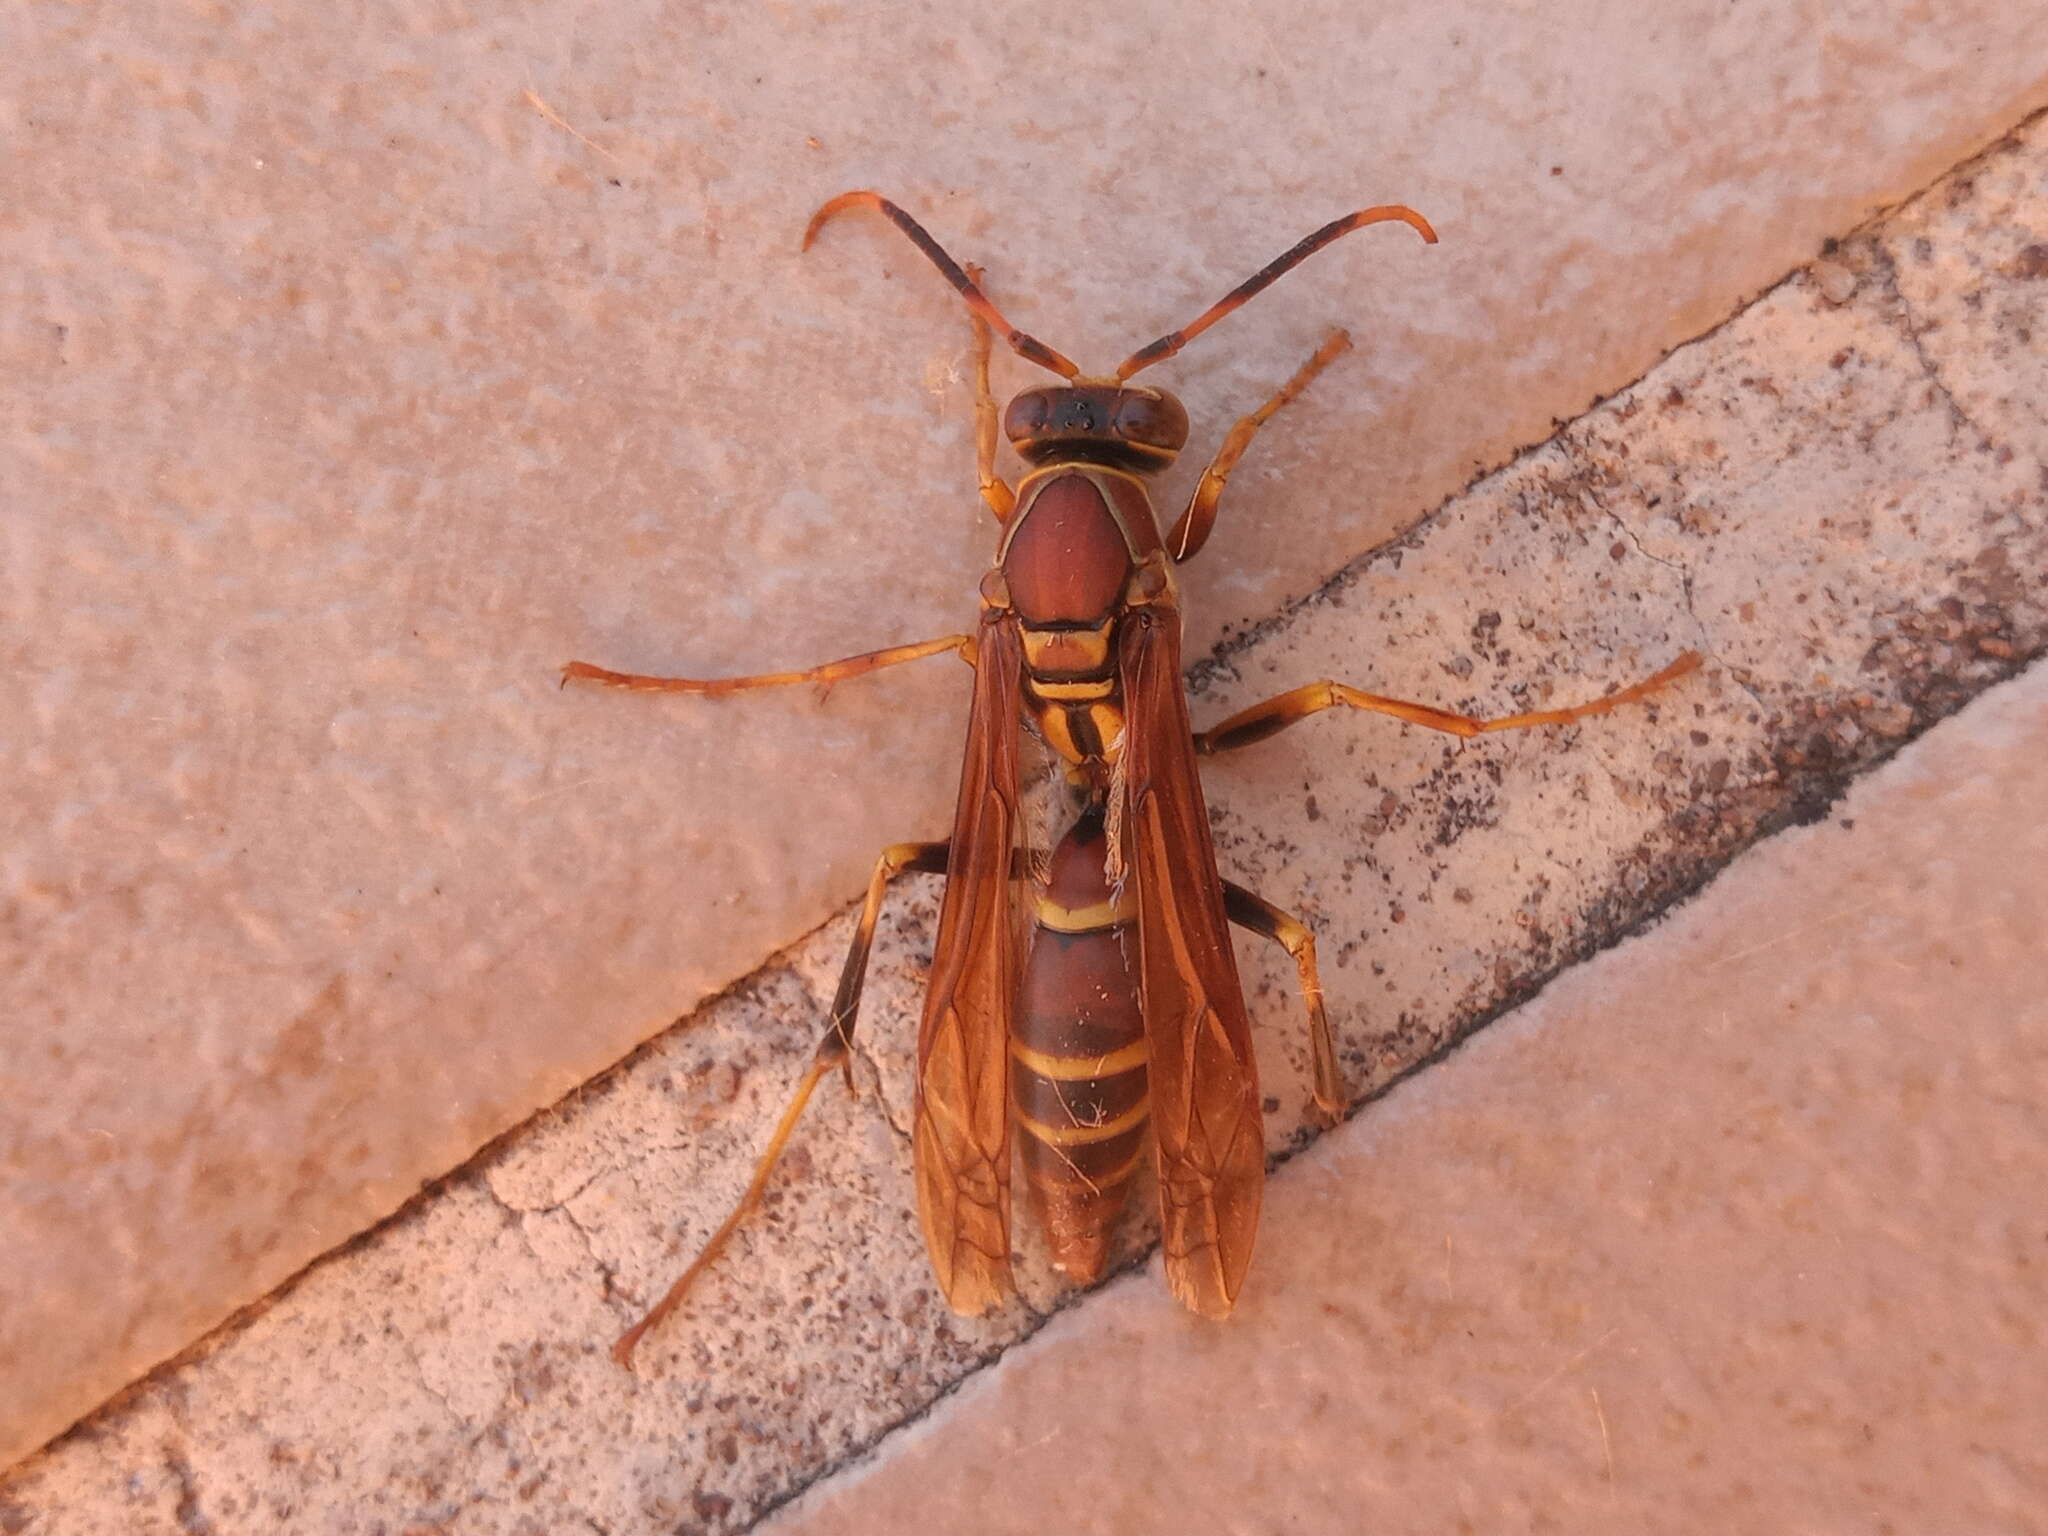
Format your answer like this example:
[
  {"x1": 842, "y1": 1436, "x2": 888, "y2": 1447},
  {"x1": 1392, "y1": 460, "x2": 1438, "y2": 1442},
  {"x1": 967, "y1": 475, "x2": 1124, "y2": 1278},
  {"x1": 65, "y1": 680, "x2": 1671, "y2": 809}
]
[
  {"x1": 1118, "y1": 598, "x2": 1265, "y2": 1317},
  {"x1": 913, "y1": 611, "x2": 1025, "y2": 1313}
]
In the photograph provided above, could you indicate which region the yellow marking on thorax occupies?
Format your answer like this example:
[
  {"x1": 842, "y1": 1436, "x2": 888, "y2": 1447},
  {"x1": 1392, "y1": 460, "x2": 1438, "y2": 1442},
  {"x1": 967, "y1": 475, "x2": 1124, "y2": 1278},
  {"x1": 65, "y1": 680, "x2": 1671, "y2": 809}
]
[
  {"x1": 1030, "y1": 697, "x2": 1128, "y2": 767},
  {"x1": 1034, "y1": 703, "x2": 1081, "y2": 762},
  {"x1": 1015, "y1": 1097, "x2": 1151, "y2": 1148},
  {"x1": 1022, "y1": 623, "x2": 1114, "y2": 675},
  {"x1": 1010, "y1": 1038, "x2": 1150, "y2": 1081},
  {"x1": 1029, "y1": 676, "x2": 1117, "y2": 701},
  {"x1": 1088, "y1": 703, "x2": 1126, "y2": 760}
]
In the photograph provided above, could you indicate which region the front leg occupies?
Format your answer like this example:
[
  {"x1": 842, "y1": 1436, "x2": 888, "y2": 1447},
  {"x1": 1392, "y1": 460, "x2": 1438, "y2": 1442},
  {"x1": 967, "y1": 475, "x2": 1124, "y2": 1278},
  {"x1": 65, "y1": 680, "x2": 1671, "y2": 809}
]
[
  {"x1": 1167, "y1": 330, "x2": 1353, "y2": 562},
  {"x1": 964, "y1": 262, "x2": 1017, "y2": 523}
]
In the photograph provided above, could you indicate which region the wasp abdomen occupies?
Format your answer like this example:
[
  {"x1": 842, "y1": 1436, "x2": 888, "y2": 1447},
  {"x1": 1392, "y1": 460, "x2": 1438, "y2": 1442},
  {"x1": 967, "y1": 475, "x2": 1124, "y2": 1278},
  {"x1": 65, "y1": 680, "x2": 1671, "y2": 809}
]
[{"x1": 1012, "y1": 809, "x2": 1147, "y2": 1282}]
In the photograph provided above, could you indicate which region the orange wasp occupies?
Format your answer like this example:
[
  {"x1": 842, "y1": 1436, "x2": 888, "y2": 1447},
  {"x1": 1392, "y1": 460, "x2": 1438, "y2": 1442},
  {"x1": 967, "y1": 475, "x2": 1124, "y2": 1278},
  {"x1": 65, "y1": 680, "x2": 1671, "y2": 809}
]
[{"x1": 567, "y1": 193, "x2": 1699, "y2": 1365}]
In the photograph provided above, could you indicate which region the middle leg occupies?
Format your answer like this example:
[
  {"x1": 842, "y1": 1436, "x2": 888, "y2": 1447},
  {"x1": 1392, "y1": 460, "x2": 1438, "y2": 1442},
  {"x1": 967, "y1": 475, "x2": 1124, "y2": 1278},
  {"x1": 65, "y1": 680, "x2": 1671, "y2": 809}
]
[
  {"x1": 562, "y1": 633, "x2": 975, "y2": 698},
  {"x1": 1197, "y1": 651, "x2": 1702, "y2": 756}
]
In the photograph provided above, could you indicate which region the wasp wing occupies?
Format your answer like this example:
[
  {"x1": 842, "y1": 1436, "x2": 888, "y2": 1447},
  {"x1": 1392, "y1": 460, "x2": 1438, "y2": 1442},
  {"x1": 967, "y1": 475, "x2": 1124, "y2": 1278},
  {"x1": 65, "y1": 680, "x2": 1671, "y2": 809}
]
[
  {"x1": 913, "y1": 609, "x2": 1025, "y2": 1314},
  {"x1": 1119, "y1": 601, "x2": 1265, "y2": 1317}
]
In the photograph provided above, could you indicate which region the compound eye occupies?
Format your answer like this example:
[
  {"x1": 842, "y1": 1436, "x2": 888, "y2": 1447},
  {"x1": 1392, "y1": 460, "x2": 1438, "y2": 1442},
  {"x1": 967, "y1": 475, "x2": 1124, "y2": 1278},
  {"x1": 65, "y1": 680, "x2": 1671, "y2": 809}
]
[
  {"x1": 1114, "y1": 390, "x2": 1188, "y2": 452},
  {"x1": 1003, "y1": 390, "x2": 1053, "y2": 442}
]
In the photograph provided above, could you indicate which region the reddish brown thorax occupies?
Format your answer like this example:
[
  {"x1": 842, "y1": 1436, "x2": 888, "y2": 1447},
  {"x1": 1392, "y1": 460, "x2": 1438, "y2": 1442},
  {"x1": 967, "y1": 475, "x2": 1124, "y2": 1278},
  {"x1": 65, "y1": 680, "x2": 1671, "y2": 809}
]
[
  {"x1": 999, "y1": 476, "x2": 1132, "y2": 625},
  {"x1": 998, "y1": 464, "x2": 1173, "y2": 776},
  {"x1": 999, "y1": 425, "x2": 1172, "y2": 633}
]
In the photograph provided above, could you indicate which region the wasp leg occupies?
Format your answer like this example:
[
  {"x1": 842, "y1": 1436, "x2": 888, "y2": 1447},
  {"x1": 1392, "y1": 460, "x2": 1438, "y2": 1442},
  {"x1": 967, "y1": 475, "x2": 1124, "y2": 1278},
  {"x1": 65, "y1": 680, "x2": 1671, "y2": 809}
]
[
  {"x1": 1167, "y1": 330, "x2": 1353, "y2": 563},
  {"x1": 823, "y1": 841, "x2": 950, "y2": 1078},
  {"x1": 612, "y1": 840, "x2": 949, "y2": 1368},
  {"x1": 964, "y1": 262, "x2": 1017, "y2": 523},
  {"x1": 1222, "y1": 882, "x2": 1343, "y2": 1125},
  {"x1": 1195, "y1": 652, "x2": 1702, "y2": 755},
  {"x1": 563, "y1": 633, "x2": 976, "y2": 697}
]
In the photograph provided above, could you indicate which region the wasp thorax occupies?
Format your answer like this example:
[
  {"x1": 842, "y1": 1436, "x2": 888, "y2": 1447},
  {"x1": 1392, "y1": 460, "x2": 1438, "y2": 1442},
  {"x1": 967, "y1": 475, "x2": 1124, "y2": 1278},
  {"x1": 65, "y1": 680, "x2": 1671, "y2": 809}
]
[{"x1": 1003, "y1": 383, "x2": 1189, "y2": 472}]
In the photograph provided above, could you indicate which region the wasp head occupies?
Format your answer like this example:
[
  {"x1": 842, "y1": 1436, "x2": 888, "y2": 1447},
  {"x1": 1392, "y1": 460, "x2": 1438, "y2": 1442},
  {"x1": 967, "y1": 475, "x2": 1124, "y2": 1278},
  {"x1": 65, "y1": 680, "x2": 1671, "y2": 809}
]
[{"x1": 1001, "y1": 383, "x2": 1189, "y2": 474}]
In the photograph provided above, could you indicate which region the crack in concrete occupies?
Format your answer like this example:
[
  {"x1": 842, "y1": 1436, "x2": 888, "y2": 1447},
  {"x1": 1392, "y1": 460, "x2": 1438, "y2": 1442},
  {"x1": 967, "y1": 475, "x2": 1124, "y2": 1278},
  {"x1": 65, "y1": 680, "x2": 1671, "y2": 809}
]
[
  {"x1": 552, "y1": 1204, "x2": 630, "y2": 1327},
  {"x1": 1589, "y1": 477, "x2": 1771, "y2": 715},
  {"x1": 1862, "y1": 237, "x2": 1996, "y2": 450},
  {"x1": 1674, "y1": 561, "x2": 1771, "y2": 716},
  {"x1": 473, "y1": 1150, "x2": 635, "y2": 1321},
  {"x1": 481, "y1": 1157, "x2": 620, "y2": 1222},
  {"x1": 534, "y1": 1164, "x2": 617, "y2": 1217},
  {"x1": 1592, "y1": 490, "x2": 1685, "y2": 578},
  {"x1": 541, "y1": 1189, "x2": 629, "y2": 1319},
  {"x1": 401, "y1": 1339, "x2": 468, "y2": 1432}
]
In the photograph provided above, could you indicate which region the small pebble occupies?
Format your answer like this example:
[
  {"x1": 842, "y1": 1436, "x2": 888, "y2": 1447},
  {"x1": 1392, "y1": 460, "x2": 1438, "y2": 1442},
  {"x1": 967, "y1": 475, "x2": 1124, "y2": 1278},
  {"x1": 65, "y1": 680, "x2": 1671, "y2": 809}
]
[{"x1": 1809, "y1": 257, "x2": 1858, "y2": 304}]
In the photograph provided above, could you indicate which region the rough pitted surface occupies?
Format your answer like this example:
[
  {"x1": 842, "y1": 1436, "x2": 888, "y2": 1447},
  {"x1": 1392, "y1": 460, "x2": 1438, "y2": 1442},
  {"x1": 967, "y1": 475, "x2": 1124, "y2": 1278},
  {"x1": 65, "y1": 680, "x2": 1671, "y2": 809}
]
[{"x1": 4, "y1": 105, "x2": 2043, "y2": 1534}]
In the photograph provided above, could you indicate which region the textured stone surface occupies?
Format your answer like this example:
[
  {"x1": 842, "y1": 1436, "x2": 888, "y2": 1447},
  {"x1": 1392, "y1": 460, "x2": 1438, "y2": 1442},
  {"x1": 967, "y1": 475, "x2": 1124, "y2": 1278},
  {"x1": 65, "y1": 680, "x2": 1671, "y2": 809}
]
[
  {"x1": 3, "y1": 104, "x2": 2043, "y2": 1531},
  {"x1": 771, "y1": 660, "x2": 2048, "y2": 1536}
]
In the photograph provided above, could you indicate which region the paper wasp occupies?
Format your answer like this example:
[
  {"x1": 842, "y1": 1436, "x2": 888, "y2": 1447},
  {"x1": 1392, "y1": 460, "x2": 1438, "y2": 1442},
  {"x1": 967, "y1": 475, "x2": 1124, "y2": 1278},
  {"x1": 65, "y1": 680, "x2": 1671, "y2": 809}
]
[{"x1": 566, "y1": 192, "x2": 1701, "y2": 1365}]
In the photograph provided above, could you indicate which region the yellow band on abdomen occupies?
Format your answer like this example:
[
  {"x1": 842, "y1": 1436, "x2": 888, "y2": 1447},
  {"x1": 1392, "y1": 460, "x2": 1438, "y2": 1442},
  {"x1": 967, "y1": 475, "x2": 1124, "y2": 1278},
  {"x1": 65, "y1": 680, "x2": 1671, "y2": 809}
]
[
  {"x1": 1015, "y1": 1097, "x2": 1151, "y2": 1148},
  {"x1": 1009, "y1": 1038, "x2": 1150, "y2": 1081}
]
